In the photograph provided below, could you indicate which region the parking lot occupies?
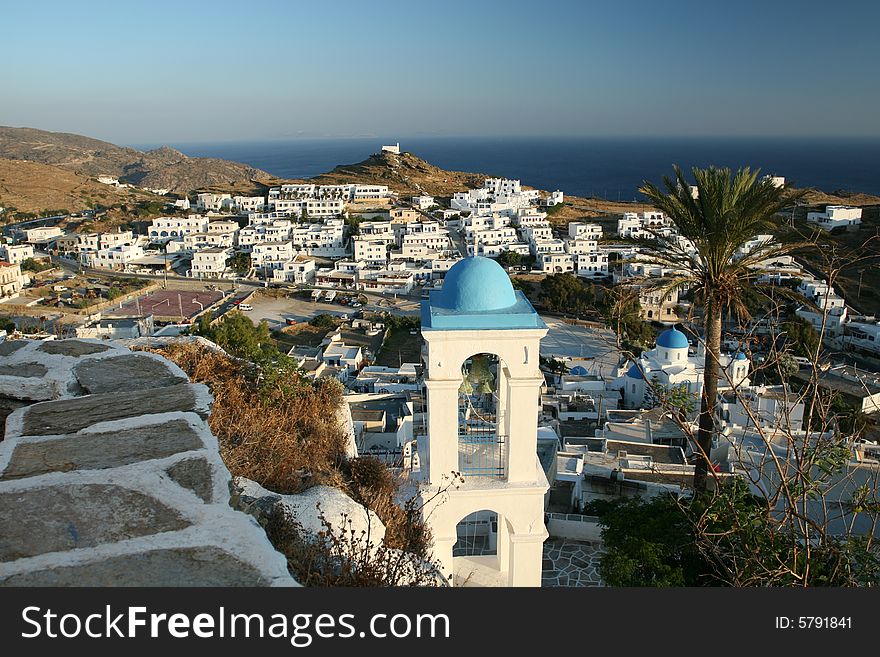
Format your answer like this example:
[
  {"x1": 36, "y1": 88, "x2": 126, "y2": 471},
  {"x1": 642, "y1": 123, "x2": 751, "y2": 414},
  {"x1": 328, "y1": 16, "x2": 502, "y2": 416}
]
[
  {"x1": 237, "y1": 294, "x2": 340, "y2": 330},
  {"x1": 235, "y1": 288, "x2": 419, "y2": 330}
]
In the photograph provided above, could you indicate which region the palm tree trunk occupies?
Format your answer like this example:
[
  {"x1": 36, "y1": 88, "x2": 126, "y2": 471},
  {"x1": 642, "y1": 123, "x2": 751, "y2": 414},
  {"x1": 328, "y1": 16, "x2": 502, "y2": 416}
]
[{"x1": 694, "y1": 298, "x2": 722, "y2": 492}]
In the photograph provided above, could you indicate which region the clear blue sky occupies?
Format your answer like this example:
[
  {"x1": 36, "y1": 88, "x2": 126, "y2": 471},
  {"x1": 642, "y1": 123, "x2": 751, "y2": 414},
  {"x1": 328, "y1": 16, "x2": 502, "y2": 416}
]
[{"x1": 1, "y1": 0, "x2": 878, "y2": 144}]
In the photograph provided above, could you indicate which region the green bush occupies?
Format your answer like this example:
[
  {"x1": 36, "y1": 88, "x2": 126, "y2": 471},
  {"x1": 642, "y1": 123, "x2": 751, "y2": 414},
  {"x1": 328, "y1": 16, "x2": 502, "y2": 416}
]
[{"x1": 309, "y1": 313, "x2": 337, "y2": 329}]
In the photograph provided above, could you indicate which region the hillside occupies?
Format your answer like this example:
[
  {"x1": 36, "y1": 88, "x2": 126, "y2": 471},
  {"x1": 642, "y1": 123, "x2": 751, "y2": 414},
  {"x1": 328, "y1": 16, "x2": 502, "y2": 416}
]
[
  {"x1": 0, "y1": 126, "x2": 274, "y2": 194},
  {"x1": 310, "y1": 150, "x2": 489, "y2": 198},
  {"x1": 0, "y1": 157, "x2": 160, "y2": 214},
  {"x1": 307, "y1": 149, "x2": 656, "y2": 222}
]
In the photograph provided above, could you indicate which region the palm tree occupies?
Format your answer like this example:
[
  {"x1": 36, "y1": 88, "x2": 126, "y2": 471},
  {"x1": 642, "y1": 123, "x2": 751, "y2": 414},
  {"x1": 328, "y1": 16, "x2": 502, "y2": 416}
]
[{"x1": 636, "y1": 165, "x2": 803, "y2": 492}]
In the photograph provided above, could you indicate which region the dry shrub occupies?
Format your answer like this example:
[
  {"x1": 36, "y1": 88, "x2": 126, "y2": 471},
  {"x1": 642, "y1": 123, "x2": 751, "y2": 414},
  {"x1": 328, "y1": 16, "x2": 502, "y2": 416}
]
[
  {"x1": 265, "y1": 505, "x2": 445, "y2": 587},
  {"x1": 156, "y1": 342, "x2": 348, "y2": 494},
  {"x1": 345, "y1": 456, "x2": 433, "y2": 558}
]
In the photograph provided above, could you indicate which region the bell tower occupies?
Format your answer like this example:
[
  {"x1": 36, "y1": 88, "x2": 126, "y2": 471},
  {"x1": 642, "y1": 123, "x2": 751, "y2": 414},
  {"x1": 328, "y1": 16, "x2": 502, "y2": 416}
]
[{"x1": 417, "y1": 257, "x2": 549, "y2": 586}]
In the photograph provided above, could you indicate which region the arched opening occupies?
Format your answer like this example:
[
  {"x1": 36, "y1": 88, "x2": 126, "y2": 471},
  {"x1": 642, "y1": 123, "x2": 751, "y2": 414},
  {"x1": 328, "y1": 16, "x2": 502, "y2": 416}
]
[
  {"x1": 458, "y1": 353, "x2": 508, "y2": 480},
  {"x1": 453, "y1": 510, "x2": 497, "y2": 558},
  {"x1": 452, "y1": 509, "x2": 514, "y2": 587}
]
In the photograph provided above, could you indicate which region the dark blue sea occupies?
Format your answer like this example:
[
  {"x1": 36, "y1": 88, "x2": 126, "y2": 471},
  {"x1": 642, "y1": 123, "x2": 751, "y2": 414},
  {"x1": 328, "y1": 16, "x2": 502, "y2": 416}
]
[{"x1": 132, "y1": 136, "x2": 880, "y2": 199}]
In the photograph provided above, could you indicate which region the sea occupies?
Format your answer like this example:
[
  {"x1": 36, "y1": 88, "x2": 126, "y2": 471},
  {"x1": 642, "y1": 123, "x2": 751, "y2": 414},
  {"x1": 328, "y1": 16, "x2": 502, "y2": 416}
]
[{"x1": 133, "y1": 136, "x2": 880, "y2": 199}]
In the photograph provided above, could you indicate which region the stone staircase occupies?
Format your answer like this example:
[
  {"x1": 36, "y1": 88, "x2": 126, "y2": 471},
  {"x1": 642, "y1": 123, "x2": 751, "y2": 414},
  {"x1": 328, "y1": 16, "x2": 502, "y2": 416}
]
[{"x1": 0, "y1": 338, "x2": 298, "y2": 586}]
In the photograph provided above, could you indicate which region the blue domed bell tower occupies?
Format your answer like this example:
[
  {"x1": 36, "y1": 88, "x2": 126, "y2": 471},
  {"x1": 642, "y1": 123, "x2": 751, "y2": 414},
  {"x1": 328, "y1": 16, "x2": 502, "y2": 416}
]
[{"x1": 417, "y1": 256, "x2": 549, "y2": 586}]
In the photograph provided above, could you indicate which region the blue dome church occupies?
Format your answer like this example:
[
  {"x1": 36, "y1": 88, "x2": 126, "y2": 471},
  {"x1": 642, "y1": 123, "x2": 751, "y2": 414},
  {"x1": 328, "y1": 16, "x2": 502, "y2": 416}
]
[{"x1": 619, "y1": 327, "x2": 750, "y2": 410}]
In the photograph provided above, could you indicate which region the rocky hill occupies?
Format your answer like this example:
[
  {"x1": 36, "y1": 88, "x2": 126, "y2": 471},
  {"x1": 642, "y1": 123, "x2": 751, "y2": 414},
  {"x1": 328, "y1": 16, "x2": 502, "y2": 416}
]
[
  {"x1": 0, "y1": 126, "x2": 274, "y2": 194},
  {"x1": 311, "y1": 149, "x2": 490, "y2": 198}
]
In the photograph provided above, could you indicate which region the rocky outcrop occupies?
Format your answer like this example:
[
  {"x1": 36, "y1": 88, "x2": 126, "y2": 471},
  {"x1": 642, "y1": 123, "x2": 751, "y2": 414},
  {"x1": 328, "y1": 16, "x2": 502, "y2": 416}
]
[
  {"x1": 0, "y1": 338, "x2": 298, "y2": 587},
  {"x1": 233, "y1": 477, "x2": 386, "y2": 548}
]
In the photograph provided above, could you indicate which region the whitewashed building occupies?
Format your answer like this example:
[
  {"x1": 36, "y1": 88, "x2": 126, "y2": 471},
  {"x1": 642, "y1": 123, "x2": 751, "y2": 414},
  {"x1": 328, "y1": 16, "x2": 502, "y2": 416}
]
[
  {"x1": 195, "y1": 193, "x2": 232, "y2": 211},
  {"x1": 0, "y1": 243, "x2": 35, "y2": 265},
  {"x1": 807, "y1": 205, "x2": 862, "y2": 231},
  {"x1": 251, "y1": 241, "x2": 297, "y2": 275},
  {"x1": 149, "y1": 215, "x2": 210, "y2": 239},
  {"x1": 272, "y1": 255, "x2": 317, "y2": 284},
  {"x1": 353, "y1": 237, "x2": 390, "y2": 264},
  {"x1": 619, "y1": 327, "x2": 750, "y2": 411},
  {"x1": 0, "y1": 261, "x2": 23, "y2": 298},
  {"x1": 190, "y1": 247, "x2": 233, "y2": 278},
  {"x1": 83, "y1": 243, "x2": 145, "y2": 270},
  {"x1": 233, "y1": 196, "x2": 266, "y2": 213},
  {"x1": 412, "y1": 195, "x2": 436, "y2": 210},
  {"x1": 617, "y1": 212, "x2": 674, "y2": 239},
  {"x1": 844, "y1": 319, "x2": 880, "y2": 356},
  {"x1": 23, "y1": 226, "x2": 64, "y2": 244}
]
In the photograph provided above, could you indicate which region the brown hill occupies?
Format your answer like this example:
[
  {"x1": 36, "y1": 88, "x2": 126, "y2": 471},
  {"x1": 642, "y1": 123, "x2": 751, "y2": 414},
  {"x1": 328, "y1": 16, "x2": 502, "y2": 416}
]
[
  {"x1": 311, "y1": 150, "x2": 489, "y2": 198},
  {"x1": 0, "y1": 126, "x2": 274, "y2": 194},
  {"x1": 307, "y1": 149, "x2": 655, "y2": 222},
  {"x1": 0, "y1": 157, "x2": 159, "y2": 214}
]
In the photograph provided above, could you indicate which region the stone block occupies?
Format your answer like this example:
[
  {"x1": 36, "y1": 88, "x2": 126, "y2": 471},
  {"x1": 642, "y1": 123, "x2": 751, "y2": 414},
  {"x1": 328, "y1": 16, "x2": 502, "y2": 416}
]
[
  {"x1": 14, "y1": 383, "x2": 211, "y2": 437},
  {"x1": 0, "y1": 363, "x2": 47, "y2": 378},
  {"x1": 1, "y1": 418, "x2": 205, "y2": 480},
  {"x1": 0, "y1": 341, "x2": 28, "y2": 356},
  {"x1": 0, "y1": 483, "x2": 190, "y2": 561},
  {"x1": 165, "y1": 457, "x2": 214, "y2": 503},
  {"x1": 73, "y1": 354, "x2": 188, "y2": 395},
  {"x1": 1, "y1": 547, "x2": 276, "y2": 587},
  {"x1": 37, "y1": 340, "x2": 111, "y2": 357}
]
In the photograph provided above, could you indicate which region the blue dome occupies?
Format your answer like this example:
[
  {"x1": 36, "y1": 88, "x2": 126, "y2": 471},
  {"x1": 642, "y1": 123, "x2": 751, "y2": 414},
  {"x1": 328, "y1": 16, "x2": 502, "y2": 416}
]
[
  {"x1": 735, "y1": 351, "x2": 748, "y2": 361},
  {"x1": 625, "y1": 363, "x2": 644, "y2": 379},
  {"x1": 436, "y1": 256, "x2": 517, "y2": 312},
  {"x1": 570, "y1": 365, "x2": 588, "y2": 376},
  {"x1": 656, "y1": 327, "x2": 689, "y2": 349}
]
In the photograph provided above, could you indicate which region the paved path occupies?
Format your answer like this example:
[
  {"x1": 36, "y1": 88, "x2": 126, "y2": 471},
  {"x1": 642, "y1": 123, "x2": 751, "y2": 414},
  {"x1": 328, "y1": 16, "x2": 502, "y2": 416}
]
[{"x1": 542, "y1": 538, "x2": 603, "y2": 587}]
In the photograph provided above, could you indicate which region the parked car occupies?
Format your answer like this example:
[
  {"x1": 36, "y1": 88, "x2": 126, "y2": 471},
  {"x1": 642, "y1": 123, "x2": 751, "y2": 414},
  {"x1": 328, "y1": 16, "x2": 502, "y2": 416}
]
[
  {"x1": 285, "y1": 317, "x2": 298, "y2": 325},
  {"x1": 239, "y1": 303, "x2": 253, "y2": 311}
]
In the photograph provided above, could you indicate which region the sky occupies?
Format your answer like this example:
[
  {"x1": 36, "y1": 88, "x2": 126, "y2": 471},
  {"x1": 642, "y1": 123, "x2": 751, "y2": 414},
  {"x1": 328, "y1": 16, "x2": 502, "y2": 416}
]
[{"x1": 1, "y1": 0, "x2": 878, "y2": 144}]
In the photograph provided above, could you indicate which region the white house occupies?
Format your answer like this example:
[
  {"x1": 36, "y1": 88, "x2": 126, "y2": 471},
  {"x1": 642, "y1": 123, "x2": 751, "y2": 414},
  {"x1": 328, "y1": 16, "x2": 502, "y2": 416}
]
[
  {"x1": 0, "y1": 243, "x2": 35, "y2": 265},
  {"x1": 617, "y1": 212, "x2": 673, "y2": 239},
  {"x1": 717, "y1": 385, "x2": 805, "y2": 433},
  {"x1": 251, "y1": 241, "x2": 297, "y2": 275},
  {"x1": 0, "y1": 261, "x2": 24, "y2": 298},
  {"x1": 195, "y1": 193, "x2": 233, "y2": 212},
  {"x1": 84, "y1": 243, "x2": 145, "y2": 270},
  {"x1": 568, "y1": 222, "x2": 602, "y2": 240},
  {"x1": 575, "y1": 251, "x2": 609, "y2": 278},
  {"x1": 540, "y1": 253, "x2": 575, "y2": 274},
  {"x1": 149, "y1": 215, "x2": 210, "y2": 239},
  {"x1": 23, "y1": 226, "x2": 64, "y2": 244},
  {"x1": 807, "y1": 206, "x2": 862, "y2": 231},
  {"x1": 272, "y1": 255, "x2": 317, "y2": 284},
  {"x1": 353, "y1": 237, "x2": 390, "y2": 264},
  {"x1": 412, "y1": 195, "x2": 436, "y2": 210},
  {"x1": 75, "y1": 315, "x2": 155, "y2": 340},
  {"x1": 190, "y1": 247, "x2": 233, "y2": 279},
  {"x1": 844, "y1": 319, "x2": 880, "y2": 356},
  {"x1": 232, "y1": 196, "x2": 266, "y2": 213}
]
